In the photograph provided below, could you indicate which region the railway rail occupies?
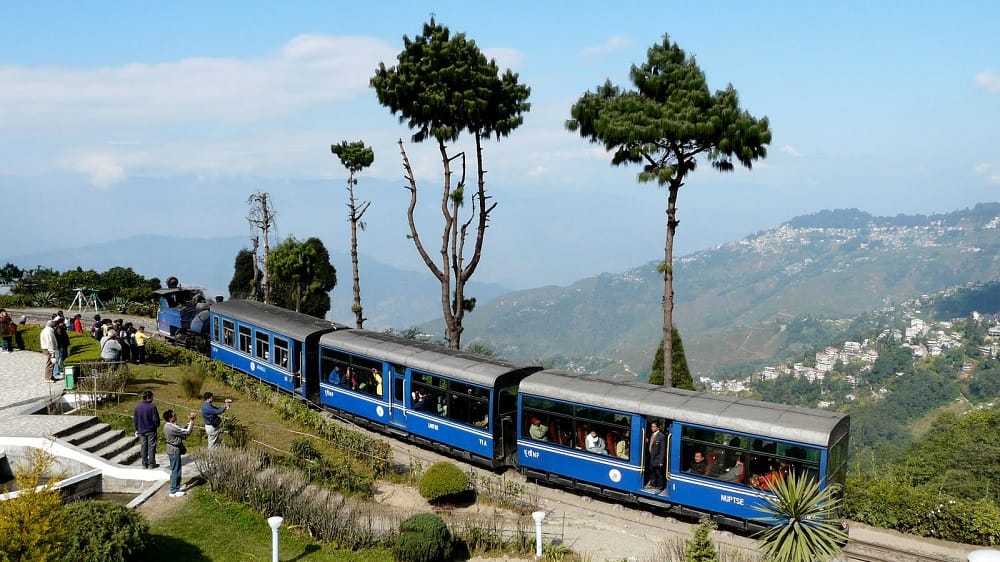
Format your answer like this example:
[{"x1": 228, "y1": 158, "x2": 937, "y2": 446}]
[
  {"x1": 321, "y1": 407, "x2": 976, "y2": 562},
  {"x1": 844, "y1": 538, "x2": 966, "y2": 562}
]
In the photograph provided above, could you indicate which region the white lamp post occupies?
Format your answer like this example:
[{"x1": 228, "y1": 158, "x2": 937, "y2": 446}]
[
  {"x1": 531, "y1": 510, "x2": 546, "y2": 559},
  {"x1": 267, "y1": 516, "x2": 283, "y2": 562}
]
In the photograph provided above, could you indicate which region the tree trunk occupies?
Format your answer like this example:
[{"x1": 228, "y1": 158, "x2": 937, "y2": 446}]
[
  {"x1": 662, "y1": 182, "x2": 681, "y2": 387},
  {"x1": 348, "y1": 172, "x2": 365, "y2": 328}
]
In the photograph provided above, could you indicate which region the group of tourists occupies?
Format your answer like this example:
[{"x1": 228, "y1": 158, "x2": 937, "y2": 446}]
[
  {"x1": 90, "y1": 314, "x2": 149, "y2": 365},
  {"x1": 39, "y1": 311, "x2": 76, "y2": 383},
  {"x1": 29, "y1": 311, "x2": 150, "y2": 382},
  {"x1": 0, "y1": 308, "x2": 26, "y2": 353},
  {"x1": 132, "y1": 390, "x2": 233, "y2": 497}
]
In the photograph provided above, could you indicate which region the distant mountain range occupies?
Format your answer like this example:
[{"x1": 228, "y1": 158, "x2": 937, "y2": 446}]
[
  {"x1": 9, "y1": 203, "x2": 1000, "y2": 381},
  {"x1": 443, "y1": 203, "x2": 1000, "y2": 379}
]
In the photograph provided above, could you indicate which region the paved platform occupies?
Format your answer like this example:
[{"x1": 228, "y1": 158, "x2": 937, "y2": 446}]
[
  {"x1": 0, "y1": 349, "x2": 186, "y2": 491},
  {"x1": 0, "y1": 349, "x2": 87, "y2": 437}
]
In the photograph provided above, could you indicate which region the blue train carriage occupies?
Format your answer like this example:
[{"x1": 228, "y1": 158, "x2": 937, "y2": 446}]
[
  {"x1": 208, "y1": 300, "x2": 343, "y2": 398},
  {"x1": 317, "y1": 329, "x2": 541, "y2": 467},
  {"x1": 517, "y1": 370, "x2": 850, "y2": 530}
]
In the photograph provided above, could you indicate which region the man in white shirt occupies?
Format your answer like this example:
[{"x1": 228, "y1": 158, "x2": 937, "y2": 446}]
[{"x1": 39, "y1": 320, "x2": 58, "y2": 382}]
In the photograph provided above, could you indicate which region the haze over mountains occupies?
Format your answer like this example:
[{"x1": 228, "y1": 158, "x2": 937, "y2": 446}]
[{"x1": 8, "y1": 203, "x2": 1000, "y2": 381}]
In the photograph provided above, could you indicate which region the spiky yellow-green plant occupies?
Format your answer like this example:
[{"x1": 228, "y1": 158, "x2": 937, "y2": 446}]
[
  {"x1": 0, "y1": 448, "x2": 71, "y2": 562},
  {"x1": 754, "y1": 470, "x2": 848, "y2": 562}
]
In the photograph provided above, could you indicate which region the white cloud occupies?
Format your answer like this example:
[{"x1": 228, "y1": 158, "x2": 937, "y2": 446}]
[
  {"x1": 975, "y1": 162, "x2": 1000, "y2": 184},
  {"x1": 59, "y1": 152, "x2": 128, "y2": 188},
  {"x1": 780, "y1": 145, "x2": 800, "y2": 157},
  {"x1": 579, "y1": 36, "x2": 631, "y2": 58},
  {"x1": 974, "y1": 70, "x2": 1000, "y2": 93},
  {"x1": 0, "y1": 34, "x2": 397, "y2": 132}
]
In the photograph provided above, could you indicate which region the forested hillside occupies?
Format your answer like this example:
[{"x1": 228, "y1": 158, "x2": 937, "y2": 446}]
[{"x1": 456, "y1": 203, "x2": 1000, "y2": 379}]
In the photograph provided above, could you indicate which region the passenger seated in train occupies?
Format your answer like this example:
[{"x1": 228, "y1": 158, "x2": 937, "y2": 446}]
[
  {"x1": 585, "y1": 429, "x2": 608, "y2": 455},
  {"x1": 412, "y1": 390, "x2": 428, "y2": 411},
  {"x1": 615, "y1": 430, "x2": 629, "y2": 460},
  {"x1": 706, "y1": 450, "x2": 730, "y2": 478},
  {"x1": 687, "y1": 450, "x2": 708, "y2": 475},
  {"x1": 750, "y1": 461, "x2": 784, "y2": 490},
  {"x1": 328, "y1": 366, "x2": 341, "y2": 385},
  {"x1": 436, "y1": 396, "x2": 448, "y2": 416},
  {"x1": 716, "y1": 453, "x2": 746, "y2": 483},
  {"x1": 528, "y1": 417, "x2": 549, "y2": 441}
]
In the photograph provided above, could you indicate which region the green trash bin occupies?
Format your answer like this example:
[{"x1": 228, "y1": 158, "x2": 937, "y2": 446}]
[{"x1": 64, "y1": 365, "x2": 75, "y2": 390}]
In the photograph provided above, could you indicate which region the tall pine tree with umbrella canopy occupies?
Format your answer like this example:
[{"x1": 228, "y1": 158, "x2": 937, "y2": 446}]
[{"x1": 568, "y1": 35, "x2": 770, "y2": 386}]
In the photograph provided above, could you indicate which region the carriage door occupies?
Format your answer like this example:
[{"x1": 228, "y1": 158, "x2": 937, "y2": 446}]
[
  {"x1": 388, "y1": 363, "x2": 407, "y2": 428},
  {"x1": 642, "y1": 417, "x2": 671, "y2": 494}
]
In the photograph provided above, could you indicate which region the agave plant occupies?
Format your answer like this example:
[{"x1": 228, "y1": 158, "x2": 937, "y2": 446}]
[
  {"x1": 108, "y1": 296, "x2": 132, "y2": 313},
  {"x1": 754, "y1": 470, "x2": 849, "y2": 562},
  {"x1": 31, "y1": 291, "x2": 57, "y2": 307}
]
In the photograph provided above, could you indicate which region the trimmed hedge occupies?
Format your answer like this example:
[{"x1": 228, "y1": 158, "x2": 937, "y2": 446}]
[
  {"x1": 60, "y1": 500, "x2": 151, "y2": 562},
  {"x1": 394, "y1": 513, "x2": 453, "y2": 562},
  {"x1": 418, "y1": 461, "x2": 469, "y2": 504}
]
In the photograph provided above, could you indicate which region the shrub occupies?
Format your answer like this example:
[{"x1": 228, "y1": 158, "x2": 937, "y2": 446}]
[
  {"x1": 0, "y1": 449, "x2": 71, "y2": 561},
  {"x1": 845, "y1": 473, "x2": 1000, "y2": 545},
  {"x1": 418, "y1": 461, "x2": 469, "y2": 504},
  {"x1": 193, "y1": 448, "x2": 395, "y2": 548},
  {"x1": 290, "y1": 438, "x2": 323, "y2": 462},
  {"x1": 685, "y1": 516, "x2": 719, "y2": 562},
  {"x1": 179, "y1": 364, "x2": 207, "y2": 399},
  {"x1": 61, "y1": 500, "x2": 151, "y2": 562},
  {"x1": 394, "y1": 513, "x2": 453, "y2": 562}
]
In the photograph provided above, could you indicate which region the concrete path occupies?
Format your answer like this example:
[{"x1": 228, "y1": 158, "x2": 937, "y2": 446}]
[{"x1": 0, "y1": 348, "x2": 182, "y2": 497}]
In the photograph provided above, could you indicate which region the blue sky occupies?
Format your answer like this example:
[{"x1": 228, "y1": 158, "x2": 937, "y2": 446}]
[{"x1": 3, "y1": 1, "x2": 999, "y2": 289}]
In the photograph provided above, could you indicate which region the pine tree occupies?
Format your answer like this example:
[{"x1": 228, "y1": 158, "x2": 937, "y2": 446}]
[
  {"x1": 684, "y1": 516, "x2": 720, "y2": 562},
  {"x1": 648, "y1": 327, "x2": 694, "y2": 389}
]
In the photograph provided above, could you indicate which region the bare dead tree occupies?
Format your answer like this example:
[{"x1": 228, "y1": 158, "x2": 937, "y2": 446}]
[{"x1": 247, "y1": 192, "x2": 277, "y2": 304}]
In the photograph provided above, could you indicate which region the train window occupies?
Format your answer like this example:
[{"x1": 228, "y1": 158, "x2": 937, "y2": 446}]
[
  {"x1": 827, "y1": 435, "x2": 849, "y2": 486},
  {"x1": 521, "y1": 396, "x2": 630, "y2": 457},
  {"x1": 412, "y1": 372, "x2": 489, "y2": 428},
  {"x1": 321, "y1": 348, "x2": 352, "y2": 387},
  {"x1": 273, "y1": 337, "x2": 289, "y2": 368},
  {"x1": 213, "y1": 317, "x2": 220, "y2": 343},
  {"x1": 254, "y1": 332, "x2": 268, "y2": 360},
  {"x1": 678, "y1": 425, "x2": 822, "y2": 488},
  {"x1": 682, "y1": 426, "x2": 722, "y2": 444},
  {"x1": 777, "y1": 443, "x2": 819, "y2": 464},
  {"x1": 222, "y1": 320, "x2": 235, "y2": 347},
  {"x1": 238, "y1": 326, "x2": 251, "y2": 353}
]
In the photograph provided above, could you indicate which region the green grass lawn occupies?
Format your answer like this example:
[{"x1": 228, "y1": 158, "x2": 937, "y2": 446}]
[{"x1": 144, "y1": 489, "x2": 393, "y2": 562}]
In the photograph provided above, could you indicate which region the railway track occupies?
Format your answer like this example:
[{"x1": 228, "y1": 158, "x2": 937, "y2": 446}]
[
  {"x1": 315, "y1": 408, "x2": 977, "y2": 562},
  {"x1": 844, "y1": 538, "x2": 964, "y2": 562}
]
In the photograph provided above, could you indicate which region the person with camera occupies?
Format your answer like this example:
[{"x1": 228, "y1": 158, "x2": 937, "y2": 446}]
[
  {"x1": 201, "y1": 391, "x2": 231, "y2": 449},
  {"x1": 163, "y1": 409, "x2": 195, "y2": 497}
]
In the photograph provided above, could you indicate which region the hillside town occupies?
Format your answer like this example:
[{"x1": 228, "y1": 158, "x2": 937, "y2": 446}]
[{"x1": 703, "y1": 283, "x2": 1000, "y2": 409}]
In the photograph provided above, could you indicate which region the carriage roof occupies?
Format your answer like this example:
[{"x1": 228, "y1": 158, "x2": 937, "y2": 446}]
[
  {"x1": 319, "y1": 329, "x2": 540, "y2": 388},
  {"x1": 520, "y1": 370, "x2": 849, "y2": 447},
  {"x1": 210, "y1": 299, "x2": 343, "y2": 341}
]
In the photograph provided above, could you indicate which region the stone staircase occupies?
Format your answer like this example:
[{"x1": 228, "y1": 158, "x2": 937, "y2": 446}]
[{"x1": 55, "y1": 417, "x2": 142, "y2": 466}]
